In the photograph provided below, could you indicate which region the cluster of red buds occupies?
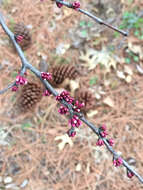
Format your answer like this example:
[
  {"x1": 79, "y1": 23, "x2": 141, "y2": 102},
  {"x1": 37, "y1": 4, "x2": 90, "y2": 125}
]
[
  {"x1": 96, "y1": 124, "x2": 114, "y2": 147},
  {"x1": 67, "y1": 127, "x2": 76, "y2": 137},
  {"x1": 11, "y1": 85, "x2": 18, "y2": 92},
  {"x1": 41, "y1": 72, "x2": 52, "y2": 81},
  {"x1": 113, "y1": 157, "x2": 123, "y2": 167},
  {"x1": 69, "y1": 115, "x2": 81, "y2": 128},
  {"x1": 56, "y1": 0, "x2": 64, "y2": 8},
  {"x1": 56, "y1": 91, "x2": 84, "y2": 137},
  {"x1": 58, "y1": 105, "x2": 69, "y2": 114},
  {"x1": 43, "y1": 89, "x2": 52, "y2": 96},
  {"x1": 47, "y1": 0, "x2": 80, "y2": 10},
  {"x1": 15, "y1": 35, "x2": 24, "y2": 43},
  {"x1": 72, "y1": 100, "x2": 84, "y2": 113},
  {"x1": 12, "y1": 74, "x2": 27, "y2": 92},
  {"x1": 15, "y1": 75, "x2": 27, "y2": 85},
  {"x1": 127, "y1": 170, "x2": 134, "y2": 178},
  {"x1": 56, "y1": 91, "x2": 74, "y2": 104},
  {"x1": 72, "y1": 1, "x2": 80, "y2": 10}
]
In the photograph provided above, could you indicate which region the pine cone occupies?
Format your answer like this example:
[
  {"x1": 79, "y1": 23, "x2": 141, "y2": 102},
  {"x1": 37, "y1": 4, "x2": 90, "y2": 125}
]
[
  {"x1": 18, "y1": 82, "x2": 43, "y2": 112},
  {"x1": 74, "y1": 89, "x2": 95, "y2": 113},
  {"x1": 14, "y1": 22, "x2": 32, "y2": 50},
  {"x1": 50, "y1": 65, "x2": 79, "y2": 87}
]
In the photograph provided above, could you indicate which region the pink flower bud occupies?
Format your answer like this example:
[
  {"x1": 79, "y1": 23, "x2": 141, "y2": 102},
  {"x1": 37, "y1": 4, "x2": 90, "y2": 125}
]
[
  {"x1": 58, "y1": 106, "x2": 69, "y2": 115},
  {"x1": 72, "y1": 1, "x2": 80, "y2": 10},
  {"x1": 67, "y1": 130, "x2": 76, "y2": 137},
  {"x1": 100, "y1": 131, "x2": 108, "y2": 138},
  {"x1": 56, "y1": 95, "x2": 62, "y2": 101},
  {"x1": 43, "y1": 90, "x2": 51, "y2": 96},
  {"x1": 108, "y1": 138, "x2": 114, "y2": 146},
  {"x1": 56, "y1": 0, "x2": 64, "y2": 8},
  {"x1": 96, "y1": 139, "x2": 104, "y2": 146},
  {"x1": 113, "y1": 157, "x2": 123, "y2": 167},
  {"x1": 73, "y1": 100, "x2": 84, "y2": 113},
  {"x1": 101, "y1": 124, "x2": 106, "y2": 131},
  {"x1": 69, "y1": 115, "x2": 81, "y2": 128},
  {"x1": 16, "y1": 75, "x2": 27, "y2": 85},
  {"x1": 127, "y1": 170, "x2": 134, "y2": 178},
  {"x1": 56, "y1": 91, "x2": 74, "y2": 104},
  {"x1": 12, "y1": 86, "x2": 18, "y2": 92},
  {"x1": 41, "y1": 72, "x2": 52, "y2": 80},
  {"x1": 15, "y1": 35, "x2": 24, "y2": 43}
]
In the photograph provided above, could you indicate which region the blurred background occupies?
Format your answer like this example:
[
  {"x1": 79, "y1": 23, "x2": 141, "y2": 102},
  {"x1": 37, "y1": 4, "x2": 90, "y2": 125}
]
[{"x1": 0, "y1": 0, "x2": 143, "y2": 189}]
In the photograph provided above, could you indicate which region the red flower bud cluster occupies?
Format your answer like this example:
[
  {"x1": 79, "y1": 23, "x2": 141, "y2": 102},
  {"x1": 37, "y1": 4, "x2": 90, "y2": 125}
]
[
  {"x1": 56, "y1": 91, "x2": 74, "y2": 104},
  {"x1": 96, "y1": 139, "x2": 104, "y2": 146},
  {"x1": 41, "y1": 72, "x2": 52, "y2": 81},
  {"x1": 108, "y1": 138, "x2": 114, "y2": 146},
  {"x1": 43, "y1": 89, "x2": 51, "y2": 96},
  {"x1": 15, "y1": 35, "x2": 24, "y2": 43},
  {"x1": 12, "y1": 74, "x2": 27, "y2": 92},
  {"x1": 58, "y1": 106, "x2": 68, "y2": 114},
  {"x1": 56, "y1": 0, "x2": 64, "y2": 8},
  {"x1": 72, "y1": 1, "x2": 80, "y2": 10},
  {"x1": 113, "y1": 157, "x2": 123, "y2": 167},
  {"x1": 100, "y1": 124, "x2": 108, "y2": 138},
  {"x1": 69, "y1": 115, "x2": 81, "y2": 128},
  {"x1": 127, "y1": 170, "x2": 134, "y2": 178},
  {"x1": 56, "y1": 91, "x2": 84, "y2": 137},
  {"x1": 16, "y1": 75, "x2": 27, "y2": 85},
  {"x1": 96, "y1": 124, "x2": 114, "y2": 147},
  {"x1": 12, "y1": 86, "x2": 18, "y2": 92},
  {"x1": 67, "y1": 128, "x2": 76, "y2": 137},
  {"x1": 73, "y1": 100, "x2": 84, "y2": 113}
]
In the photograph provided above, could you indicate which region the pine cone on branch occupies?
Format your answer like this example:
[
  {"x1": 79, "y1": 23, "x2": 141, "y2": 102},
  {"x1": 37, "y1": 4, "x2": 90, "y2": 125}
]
[
  {"x1": 49, "y1": 64, "x2": 79, "y2": 87},
  {"x1": 74, "y1": 89, "x2": 95, "y2": 114},
  {"x1": 17, "y1": 82, "x2": 43, "y2": 112},
  {"x1": 14, "y1": 22, "x2": 32, "y2": 50}
]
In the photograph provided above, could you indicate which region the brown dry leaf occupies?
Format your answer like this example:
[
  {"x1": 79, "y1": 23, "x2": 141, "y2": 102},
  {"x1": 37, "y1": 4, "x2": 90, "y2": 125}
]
[
  {"x1": 79, "y1": 47, "x2": 118, "y2": 72},
  {"x1": 128, "y1": 42, "x2": 143, "y2": 60},
  {"x1": 116, "y1": 70, "x2": 126, "y2": 79},
  {"x1": 136, "y1": 64, "x2": 143, "y2": 74},
  {"x1": 75, "y1": 163, "x2": 82, "y2": 172},
  {"x1": 125, "y1": 75, "x2": 132, "y2": 83},
  {"x1": 55, "y1": 134, "x2": 73, "y2": 151},
  {"x1": 124, "y1": 65, "x2": 133, "y2": 75},
  {"x1": 103, "y1": 97, "x2": 115, "y2": 108},
  {"x1": 86, "y1": 110, "x2": 98, "y2": 118}
]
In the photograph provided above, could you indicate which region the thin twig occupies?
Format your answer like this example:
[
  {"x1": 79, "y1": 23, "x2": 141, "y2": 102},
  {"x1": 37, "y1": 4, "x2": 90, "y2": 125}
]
[
  {"x1": 55, "y1": 0, "x2": 128, "y2": 36},
  {"x1": 0, "y1": 81, "x2": 16, "y2": 94}
]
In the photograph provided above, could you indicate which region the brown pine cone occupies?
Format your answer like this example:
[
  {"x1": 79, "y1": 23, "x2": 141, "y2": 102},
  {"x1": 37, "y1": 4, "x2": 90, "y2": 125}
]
[
  {"x1": 74, "y1": 89, "x2": 95, "y2": 113},
  {"x1": 18, "y1": 82, "x2": 43, "y2": 112},
  {"x1": 50, "y1": 64, "x2": 79, "y2": 87},
  {"x1": 14, "y1": 22, "x2": 32, "y2": 50}
]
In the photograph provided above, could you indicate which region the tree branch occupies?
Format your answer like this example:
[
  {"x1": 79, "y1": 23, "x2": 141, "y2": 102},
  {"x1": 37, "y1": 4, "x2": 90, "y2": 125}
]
[{"x1": 55, "y1": 0, "x2": 128, "y2": 36}]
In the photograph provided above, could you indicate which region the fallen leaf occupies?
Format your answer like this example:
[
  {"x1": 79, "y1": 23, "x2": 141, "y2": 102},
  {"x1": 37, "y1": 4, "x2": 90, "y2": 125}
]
[
  {"x1": 86, "y1": 163, "x2": 90, "y2": 174},
  {"x1": 87, "y1": 110, "x2": 98, "y2": 118},
  {"x1": 136, "y1": 64, "x2": 143, "y2": 74},
  {"x1": 55, "y1": 134, "x2": 73, "y2": 151},
  {"x1": 128, "y1": 42, "x2": 143, "y2": 59},
  {"x1": 79, "y1": 47, "x2": 119, "y2": 72},
  {"x1": 116, "y1": 70, "x2": 126, "y2": 79},
  {"x1": 103, "y1": 97, "x2": 114, "y2": 107},
  {"x1": 124, "y1": 65, "x2": 133, "y2": 75},
  {"x1": 56, "y1": 43, "x2": 70, "y2": 55},
  {"x1": 125, "y1": 75, "x2": 132, "y2": 83},
  {"x1": 75, "y1": 163, "x2": 82, "y2": 172}
]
